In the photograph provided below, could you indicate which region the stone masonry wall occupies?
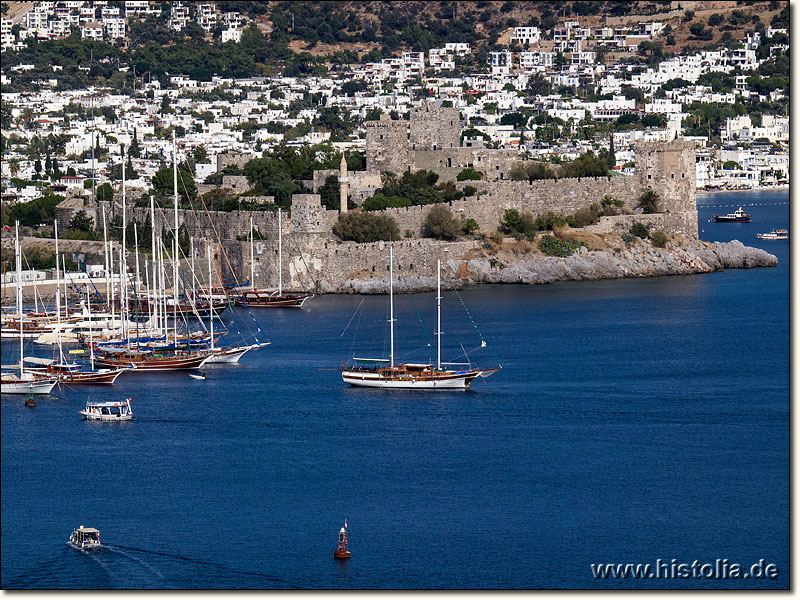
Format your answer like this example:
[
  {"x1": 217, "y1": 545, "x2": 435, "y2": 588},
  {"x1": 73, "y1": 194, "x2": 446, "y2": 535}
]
[{"x1": 384, "y1": 175, "x2": 638, "y2": 237}]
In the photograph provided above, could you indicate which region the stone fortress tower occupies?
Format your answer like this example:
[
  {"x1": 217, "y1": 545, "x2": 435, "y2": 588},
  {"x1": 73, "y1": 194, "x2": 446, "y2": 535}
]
[
  {"x1": 635, "y1": 138, "x2": 698, "y2": 237},
  {"x1": 365, "y1": 113, "x2": 410, "y2": 174},
  {"x1": 409, "y1": 102, "x2": 461, "y2": 150}
]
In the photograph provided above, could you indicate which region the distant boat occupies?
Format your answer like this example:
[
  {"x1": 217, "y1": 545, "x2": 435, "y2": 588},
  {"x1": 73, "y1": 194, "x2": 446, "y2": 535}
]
[
  {"x1": 67, "y1": 526, "x2": 101, "y2": 550},
  {"x1": 757, "y1": 229, "x2": 788, "y2": 240},
  {"x1": 241, "y1": 210, "x2": 314, "y2": 308},
  {"x1": 713, "y1": 207, "x2": 751, "y2": 223},
  {"x1": 189, "y1": 372, "x2": 206, "y2": 380},
  {"x1": 79, "y1": 398, "x2": 133, "y2": 421}
]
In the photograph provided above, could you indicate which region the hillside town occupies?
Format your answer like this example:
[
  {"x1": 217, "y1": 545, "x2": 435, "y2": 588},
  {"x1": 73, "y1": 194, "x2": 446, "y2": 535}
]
[{"x1": 0, "y1": 0, "x2": 788, "y2": 215}]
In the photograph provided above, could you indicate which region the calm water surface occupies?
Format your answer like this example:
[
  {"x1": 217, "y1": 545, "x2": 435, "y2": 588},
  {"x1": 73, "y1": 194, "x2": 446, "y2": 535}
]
[{"x1": 1, "y1": 190, "x2": 788, "y2": 589}]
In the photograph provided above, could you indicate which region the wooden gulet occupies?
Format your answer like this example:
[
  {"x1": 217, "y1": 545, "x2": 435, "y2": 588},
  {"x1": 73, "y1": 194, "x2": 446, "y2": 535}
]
[
  {"x1": 340, "y1": 249, "x2": 500, "y2": 390},
  {"x1": 241, "y1": 209, "x2": 313, "y2": 308}
]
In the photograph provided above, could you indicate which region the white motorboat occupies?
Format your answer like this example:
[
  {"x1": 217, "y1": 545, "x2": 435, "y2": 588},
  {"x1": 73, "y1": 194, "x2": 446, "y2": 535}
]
[
  {"x1": 757, "y1": 228, "x2": 788, "y2": 240},
  {"x1": 79, "y1": 398, "x2": 133, "y2": 421},
  {"x1": 67, "y1": 526, "x2": 101, "y2": 550}
]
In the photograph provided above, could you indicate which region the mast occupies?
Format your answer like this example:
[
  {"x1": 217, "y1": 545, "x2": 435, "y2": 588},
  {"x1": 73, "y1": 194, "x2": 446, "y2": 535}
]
[
  {"x1": 172, "y1": 130, "x2": 178, "y2": 347},
  {"x1": 121, "y1": 143, "x2": 127, "y2": 345},
  {"x1": 16, "y1": 221, "x2": 23, "y2": 379},
  {"x1": 149, "y1": 195, "x2": 157, "y2": 334},
  {"x1": 249, "y1": 215, "x2": 254, "y2": 290},
  {"x1": 207, "y1": 243, "x2": 214, "y2": 353},
  {"x1": 108, "y1": 236, "x2": 115, "y2": 323},
  {"x1": 389, "y1": 245, "x2": 394, "y2": 368},
  {"x1": 134, "y1": 222, "x2": 141, "y2": 348},
  {"x1": 437, "y1": 259, "x2": 441, "y2": 371},
  {"x1": 86, "y1": 285, "x2": 94, "y2": 371},
  {"x1": 102, "y1": 204, "x2": 111, "y2": 320},
  {"x1": 118, "y1": 247, "x2": 124, "y2": 343},
  {"x1": 190, "y1": 236, "x2": 195, "y2": 303},
  {"x1": 277, "y1": 209, "x2": 282, "y2": 295},
  {"x1": 54, "y1": 220, "x2": 64, "y2": 364}
]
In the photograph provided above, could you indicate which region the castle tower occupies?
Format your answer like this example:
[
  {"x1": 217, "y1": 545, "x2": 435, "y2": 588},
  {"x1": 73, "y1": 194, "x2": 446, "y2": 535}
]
[
  {"x1": 339, "y1": 154, "x2": 348, "y2": 215},
  {"x1": 635, "y1": 139, "x2": 698, "y2": 237},
  {"x1": 365, "y1": 113, "x2": 409, "y2": 175},
  {"x1": 409, "y1": 102, "x2": 461, "y2": 150}
]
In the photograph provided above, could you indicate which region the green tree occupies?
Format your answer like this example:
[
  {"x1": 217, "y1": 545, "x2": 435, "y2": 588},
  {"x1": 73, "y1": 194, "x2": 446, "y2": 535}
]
[
  {"x1": 637, "y1": 189, "x2": 660, "y2": 214},
  {"x1": 318, "y1": 174, "x2": 341, "y2": 210},
  {"x1": 68, "y1": 209, "x2": 94, "y2": 231},
  {"x1": 499, "y1": 208, "x2": 536, "y2": 239},
  {"x1": 152, "y1": 167, "x2": 197, "y2": 203},
  {"x1": 332, "y1": 212, "x2": 399, "y2": 243},
  {"x1": 96, "y1": 182, "x2": 114, "y2": 202},
  {"x1": 456, "y1": 167, "x2": 482, "y2": 181},
  {"x1": 424, "y1": 205, "x2": 461, "y2": 240}
]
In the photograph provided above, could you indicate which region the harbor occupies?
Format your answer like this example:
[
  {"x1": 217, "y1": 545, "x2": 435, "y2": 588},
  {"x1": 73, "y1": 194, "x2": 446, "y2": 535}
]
[{"x1": 0, "y1": 190, "x2": 788, "y2": 588}]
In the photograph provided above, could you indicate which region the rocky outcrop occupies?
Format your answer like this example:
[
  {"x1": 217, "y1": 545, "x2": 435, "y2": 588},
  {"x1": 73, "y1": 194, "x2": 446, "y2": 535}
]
[{"x1": 318, "y1": 237, "x2": 777, "y2": 294}]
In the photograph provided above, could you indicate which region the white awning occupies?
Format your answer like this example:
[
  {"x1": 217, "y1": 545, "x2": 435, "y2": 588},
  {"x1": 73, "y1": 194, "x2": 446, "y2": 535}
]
[{"x1": 23, "y1": 357, "x2": 55, "y2": 365}]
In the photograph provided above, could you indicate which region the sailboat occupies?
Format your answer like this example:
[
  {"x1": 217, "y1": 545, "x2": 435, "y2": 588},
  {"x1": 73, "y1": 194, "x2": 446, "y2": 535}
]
[
  {"x1": 241, "y1": 210, "x2": 313, "y2": 308},
  {"x1": 203, "y1": 243, "x2": 270, "y2": 363},
  {"x1": 340, "y1": 248, "x2": 500, "y2": 390},
  {"x1": 1, "y1": 222, "x2": 58, "y2": 394},
  {"x1": 22, "y1": 222, "x2": 127, "y2": 385}
]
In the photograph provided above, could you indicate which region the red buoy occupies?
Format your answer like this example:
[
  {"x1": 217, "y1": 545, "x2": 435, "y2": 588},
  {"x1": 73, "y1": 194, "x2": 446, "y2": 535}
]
[{"x1": 334, "y1": 521, "x2": 350, "y2": 559}]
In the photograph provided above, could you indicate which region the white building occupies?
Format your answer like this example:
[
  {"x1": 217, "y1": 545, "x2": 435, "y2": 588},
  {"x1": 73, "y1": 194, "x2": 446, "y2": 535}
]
[
  {"x1": 520, "y1": 51, "x2": 554, "y2": 71},
  {"x1": 221, "y1": 27, "x2": 242, "y2": 44},
  {"x1": 1, "y1": 18, "x2": 14, "y2": 51},
  {"x1": 197, "y1": 3, "x2": 217, "y2": 31},
  {"x1": 169, "y1": 1, "x2": 190, "y2": 31},
  {"x1": 510, "y1": 26, "x2": 541, "y2": 45},
  {"x1": 80, "y1": 22, "x2": 103, "y2": 40},
  {"x1": 103, "y1": 18, "x2": 126, "y2": 40},
  {"x1": 489, "y1": 50, "x2": 512, "y2": 75}
]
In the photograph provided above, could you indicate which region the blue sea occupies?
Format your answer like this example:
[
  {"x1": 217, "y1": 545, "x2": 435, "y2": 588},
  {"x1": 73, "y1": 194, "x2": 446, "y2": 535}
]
[{"x1": 1, "y1": 190, "x2": 788, "y2": 589}]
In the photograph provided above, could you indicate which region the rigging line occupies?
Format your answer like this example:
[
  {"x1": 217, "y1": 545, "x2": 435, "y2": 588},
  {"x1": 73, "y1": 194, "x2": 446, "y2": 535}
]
[
  {"x1": 288, "y1": 232, "x2": 317, "y2": 291},
  {"x1": 179, "y1": 208, "x2": 259, "y2": 343},
  {"x1": 445, "y1": 264, "x2": 501, "y2": 366},
  {"x1": 339, "y1": 298, "x2": 364, "y2": 337},
  {"x1": 175, "y1": 182, "x2": 269, "y2": 344},
  {"x1": 393, "y1": 251, "x2": 433, "y2": 349},
  {"x1": 62, "y1": 237, "x2": 111, "y2": 312},
  {"x1": 347, "y1": 296, "x2": 363, "y2": 359}
]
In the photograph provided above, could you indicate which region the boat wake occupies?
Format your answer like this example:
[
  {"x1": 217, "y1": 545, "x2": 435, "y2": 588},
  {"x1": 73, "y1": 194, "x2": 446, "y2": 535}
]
[{"x1": 110, "y1": 544, "x2": 287, "y2": 586}]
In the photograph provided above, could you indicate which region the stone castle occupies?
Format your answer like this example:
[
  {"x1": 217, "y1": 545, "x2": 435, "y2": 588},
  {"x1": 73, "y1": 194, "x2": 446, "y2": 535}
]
[{"x1": 119, "y1": 103, "x2": 697, "y2": 292}]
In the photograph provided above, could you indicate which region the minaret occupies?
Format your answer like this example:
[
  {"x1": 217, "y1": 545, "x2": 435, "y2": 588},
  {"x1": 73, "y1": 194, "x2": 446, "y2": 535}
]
[{"x1": 338, "y1": 154, "x2": 349, "y2": 215}]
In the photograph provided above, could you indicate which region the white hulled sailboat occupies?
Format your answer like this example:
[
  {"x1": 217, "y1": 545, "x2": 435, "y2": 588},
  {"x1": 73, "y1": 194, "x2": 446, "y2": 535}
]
[{"x1": 341, "y1": 247, "x2": 500, "y2": 390}]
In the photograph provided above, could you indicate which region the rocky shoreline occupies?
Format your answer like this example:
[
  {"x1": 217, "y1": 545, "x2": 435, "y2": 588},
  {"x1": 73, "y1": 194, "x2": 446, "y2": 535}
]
[{"x1": 320, "y1": 237, "x2": 778, "y2": 294}]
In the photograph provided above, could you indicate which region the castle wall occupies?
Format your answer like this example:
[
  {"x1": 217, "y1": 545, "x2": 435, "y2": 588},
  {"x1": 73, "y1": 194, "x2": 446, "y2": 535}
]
[{"x1": 384, "y1": 175, "x2": 639, "y2": 237}]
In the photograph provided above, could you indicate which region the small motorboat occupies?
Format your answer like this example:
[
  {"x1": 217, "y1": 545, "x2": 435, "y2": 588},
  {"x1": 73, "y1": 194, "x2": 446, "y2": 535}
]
[
  {"x1": 189, "y1": 372, "x2": 206, "y2": 380},
  {"x1": 757, "y1": 229, "x2": 788, "y2": 240},
  {"x1": 712, "y1": 207, "x2": 751, "y2": 223},
  {"x1": 67, "y1": 526, "x2": 101, "y2": 550},
  {"x1": 79, "y1": 398, "x2": 133, "y2": 421}
]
